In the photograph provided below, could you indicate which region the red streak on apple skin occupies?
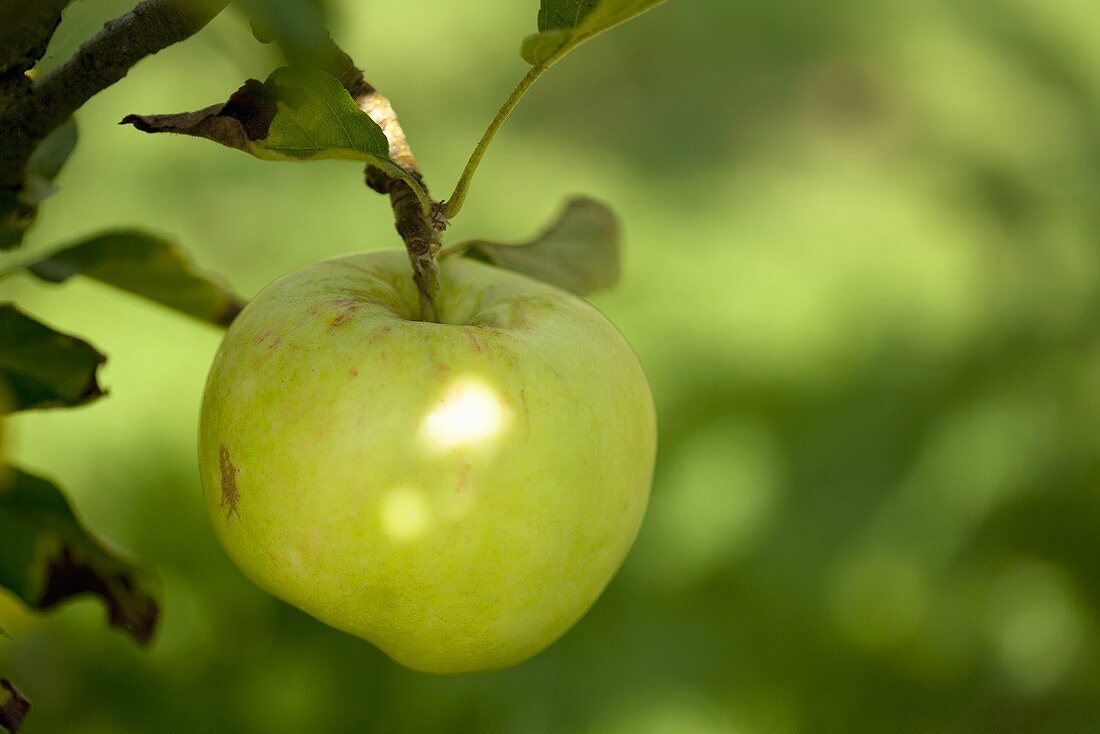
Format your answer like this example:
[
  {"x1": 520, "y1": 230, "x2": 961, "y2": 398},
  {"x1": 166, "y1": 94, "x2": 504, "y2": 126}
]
[
  {"x1": 329, "y1": 299, "x2": 361, "y2": 331},
  {"x1": 520, "y1": 388, "x2": 531, "y2": 439},
  {"x1": 464, "y1": 330, "x2": 483, "y2": 353}
]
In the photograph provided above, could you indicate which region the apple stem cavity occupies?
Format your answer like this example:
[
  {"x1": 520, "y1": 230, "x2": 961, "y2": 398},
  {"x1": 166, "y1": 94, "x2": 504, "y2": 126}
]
[
  {"x1": 367, "y1": 167, "x2": 445, "y2": 322},
  {"x1": 329, "y1": 48, "x2": 444, "y2": 323}
]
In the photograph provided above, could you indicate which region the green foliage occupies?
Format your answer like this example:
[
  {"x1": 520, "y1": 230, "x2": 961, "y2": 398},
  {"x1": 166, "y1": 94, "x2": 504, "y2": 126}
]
[
  {"x1": 123, "y1": 68, "x2": 394, "y2": 169},
  {"x1": 0, "y1": 680, "x2": 29, "y2": 734},
  {"x1": 21, "y1": 118, "x2": 77, "y2": 202},
  {"x1": 0, "y1": 468, "x2": 158, "y2": 645},
  {"x1": 0, "y1": 119, "x2": 77, "y2": 251},
  {"x1": 122, "y1": 66, "x2": 430, "y2": 212},
  {"x1": 9, "y1": 230, "x2": 244, "y2": 326},
  {"x1": 456, "y1": 198, "x2": 620, "y2": 296},
  {"x1": 538, "y1": 0, "x2": 597, "y2": 30},
  {"x1": 234, "y1": 0, "x2": 330, "y2": 61},
  {"x1": 0, "y1": 305, "x2": 104, "y2": 413},
  {"x1": 522, "y1": 0, "x2": 669, "y2": 65},
  {"x1": 0, "y1": 194, "x2": 33, "y2": 254}
]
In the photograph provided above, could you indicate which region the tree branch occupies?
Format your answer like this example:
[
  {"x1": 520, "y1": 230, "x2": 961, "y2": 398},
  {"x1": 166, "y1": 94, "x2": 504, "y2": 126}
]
[
  {"x1": 0, "y1": 0, "x2": 229, "y2": 189},
  {"x1": 313, "y1": 40, "x2": 444, "y2": 322},
  {"x1": 0, "y1": 0, "x2": 72, "y2": 107}
]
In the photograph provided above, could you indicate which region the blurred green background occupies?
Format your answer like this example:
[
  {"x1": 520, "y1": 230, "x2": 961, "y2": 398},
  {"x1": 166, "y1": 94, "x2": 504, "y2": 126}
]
[{"x1": 4, "y1": 0, "x2": 1100, "y2": 731}]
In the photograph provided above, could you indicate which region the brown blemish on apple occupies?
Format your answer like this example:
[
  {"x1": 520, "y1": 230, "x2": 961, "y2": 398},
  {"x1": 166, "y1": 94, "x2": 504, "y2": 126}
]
[
  {"x1": 254, "y1": 330, "x2": 271, "y2": 345},
  {"x1": 507, "y1": 303, "x2": 529, "y2": 330},
  {"x1": 464, "y1": 330, "x2": 483, "y2": 353},
  {"x1": 219, "y1": 444, "x2": 241, "y2": 519},
  {"x1": 436, "y1": 363, "x2": 451, "y2": 379},
  {"x1": 268, "y1": 335, "x2": 283, "y2": 350},
  {"x1": 349, "y1": 367, "x2": 359, "y2": 378},
  {"x1": 520, "y1": 388, "x2": 531, "y2": 438},
  {"x1": 455, "y1": 464, "x2": 470, "y2": 493},
  {"x1": 329, "y1": 299, "x2": 360, "y2": 331},
  {"x1": 330, "y1": 311, "x2": 356, "y2": 330}
]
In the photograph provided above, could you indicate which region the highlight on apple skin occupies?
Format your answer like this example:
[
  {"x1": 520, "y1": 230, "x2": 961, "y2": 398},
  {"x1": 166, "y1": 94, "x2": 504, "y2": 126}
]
[{"x1": 198, "y1": 249, "x2": 657, "y2": 673}]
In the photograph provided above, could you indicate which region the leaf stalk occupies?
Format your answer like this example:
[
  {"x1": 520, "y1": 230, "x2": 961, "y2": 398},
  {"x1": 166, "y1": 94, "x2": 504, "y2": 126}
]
[{"x1": 441, "y1": 49, "x2": 568, "y2": 220}]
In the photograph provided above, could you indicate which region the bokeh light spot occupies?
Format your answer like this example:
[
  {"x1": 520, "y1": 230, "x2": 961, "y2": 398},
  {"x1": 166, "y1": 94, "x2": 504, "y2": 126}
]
[
  {"x1": 986, "y1": 561, "x2": 1084, "y2": 694},
  {"x1": 830, "y1": 549, "x2": 930, "y2": 651},
  {"x1": 633, "y1": 419, "x2": 782, "y2": 586}
]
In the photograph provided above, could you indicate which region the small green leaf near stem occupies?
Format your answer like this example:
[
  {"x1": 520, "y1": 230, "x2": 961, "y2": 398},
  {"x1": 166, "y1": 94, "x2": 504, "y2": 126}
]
[{"x1": 441, "y1": 197, "x2": 620, "y2": 296}]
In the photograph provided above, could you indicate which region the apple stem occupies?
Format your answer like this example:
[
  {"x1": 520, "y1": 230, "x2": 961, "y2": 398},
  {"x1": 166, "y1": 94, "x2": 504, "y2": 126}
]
[
  {"x1": 366, "y1": 167, "x2": 444, "y2": 322},
  {"x1": 313, "y1": 43, "x2": 446, "y2": 322}
]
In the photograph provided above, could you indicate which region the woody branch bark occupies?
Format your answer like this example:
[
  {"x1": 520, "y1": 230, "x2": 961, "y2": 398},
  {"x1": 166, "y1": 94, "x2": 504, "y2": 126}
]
[{"x1": 0, "y1": 0, "x2": 230, "y2": 190}]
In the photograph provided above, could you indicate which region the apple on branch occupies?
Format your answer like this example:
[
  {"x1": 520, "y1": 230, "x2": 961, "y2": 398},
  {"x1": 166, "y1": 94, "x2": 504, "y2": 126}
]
[{"x1": 197, "y1": 249, "x2": 656, "y2": 673}]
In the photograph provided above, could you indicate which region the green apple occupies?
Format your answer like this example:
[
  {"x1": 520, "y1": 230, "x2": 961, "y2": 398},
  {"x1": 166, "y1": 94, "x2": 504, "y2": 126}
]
[{"x1": 198, "y1": 249, "x2": 656, "y2": 673}]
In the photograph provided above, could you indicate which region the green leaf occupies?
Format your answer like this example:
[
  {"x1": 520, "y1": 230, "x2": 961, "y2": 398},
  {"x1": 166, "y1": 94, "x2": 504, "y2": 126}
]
[
  {"x1": 458, "y1": 197, "x2": 620, "y2": 296},
  {"x1": 0, "y1": 119, "x2": 78, "y2": 252},
  {"x1": 0, "y1": 679, "x2": 30, "y2": 734},
  {"x1": 0, "y1": 467, "x2": 159, "y2": 645},
  {"x1": 23, "y1": 118, "x2": 78, "y2": 202},
  {"x1": 11, "y1": 230, "x2": 244, "y2": 326},
  {"x1": 256, "y1": 67, "x2": 390, "y2": 161},
  {"x1": 0, "y1": 194, "x2": 35, "y2": 254},
  {"x1": 122, "y1": 67, "x2": 391, "y2": 166},
  {"x1": 235, "y1": 0, "x2": 331, "y2": 60},
  {"x1": 520, "y1": 29, "x2": 573, "y2": 66},
  {"x1": 0, "y1": 304, "x2": 105, "y2": 413},
  {"x1": 538, "y1": 0, "x2": 598, "y2": 30},
  {"x1": 521, "y1": 0, "x2": 670, "y2": 65}
]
